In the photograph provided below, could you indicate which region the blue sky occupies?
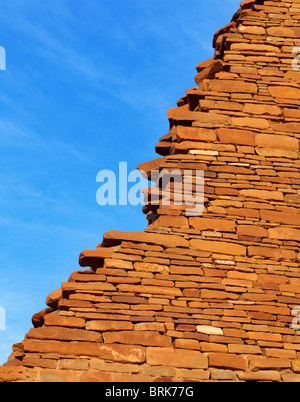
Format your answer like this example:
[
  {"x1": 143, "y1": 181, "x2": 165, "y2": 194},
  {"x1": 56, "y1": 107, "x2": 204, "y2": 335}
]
[{"x1": 0, "y1": 0, "x2": 239, "y2": 364}]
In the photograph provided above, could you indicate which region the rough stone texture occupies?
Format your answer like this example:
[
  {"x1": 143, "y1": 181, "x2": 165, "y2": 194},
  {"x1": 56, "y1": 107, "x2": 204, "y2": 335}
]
[{"x1": 1, "y1": 0, "x2": 300, "y2": 382}]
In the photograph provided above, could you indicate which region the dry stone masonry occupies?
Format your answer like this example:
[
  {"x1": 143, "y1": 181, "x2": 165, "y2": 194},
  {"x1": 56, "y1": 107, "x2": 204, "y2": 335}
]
[{"x1": 1, "y1": 0, "x2": 300, "y2": 382}]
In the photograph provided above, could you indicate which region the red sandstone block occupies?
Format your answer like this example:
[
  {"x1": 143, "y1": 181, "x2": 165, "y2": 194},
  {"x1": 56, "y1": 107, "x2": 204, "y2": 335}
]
[
  {"x1": 201, "y1": 289, "x2": 239, "y2": 300},
  {"x1": 117, "y1": 284, "x2": 182, "y2": 297},
  {"x1": 243, "y1": 103, "x2": 281, "y2": 116},
  {"x1": 167, "y1": 108, "x2": 231, "y2": 127},
  {"x1": 26, "y1": 326, "x2": 101, "y2": 343},
  {"x1": 283, "y1": 108, "x2": 300, "y2": 119},
  {"x1": 146, "y1": 348, "x2": 208, "y2": 369},
  {"x1": 282, "y1": 374, "x2": 300, "y2": 383},
  {"x1": 141, "y1": 278, "x2": 174, "y2": 288},
  {"x1": 269, "y1": 86, "x2": 300, "y2": 100},
  {"x1": 227, "y1": 207, "x2": 259, "y2": 219},
  {"x1": 132, "y1": 304, "x2": 163, "y2": 314},
  {"x1": 39, "y1": 369, "x2": 78, "y2": 382},
  {"x1": 268, "y1": 227, "x2": 300, "y2": 242},
  {"x1": 249, "y1": 357, "x2": 290, "y2": 371},
  {"x1": 134, "y1": 322, "x2": 165, "y2": 332},
  {"x1": 260, "y1": 210, "x2": 300, "y2": 226},
  {"x1": 208, "y1": 353, "x2": 247, "y2": 371},
  {"x1": 46, "y1": 289, "x2": 61, "y2": 309},
  {"x1": 134, "y1": 262, "x2": 169, "y2": 274},
  {"x1": 170, "y1": 265, "x2": 203, "y2": 275},
  {"x1": 216, "y1": 128, "x2": 255, "y2": 146},
  {"x1": 238, "y1": 371, "x2": 281, "y2": 382},
  {"x1": 79, "y1": 249, "x2": 114, "y2": 268},
  {"x1": 58, "y1": 359, "x2": 89, "y2": 371},
  {"x1": 257, "y1": 274, "x2": 288, "y2": 285},
  {"x1": 255, "y1": 134, "x2": 299, "y2": 151},
  {"x1": 44, "y1": 315, "x2": 85, "y2": 329},
  {"x1": 238, "y1": 304, "x2": 290, "y2": 317},
  {"x1": 102, "y1": 230, "x2": 189, "y2": 248},
  {"x1": 69, "y1": 272, "x2": 106, "y2": 282},
  {"x1": 237, "y1": 225, "x2": 267, "y2": 238},
  {"x1": 110, "y1": 373, "x2": 154, "y2": 382},
  {"x1": 175, "y1": 126, "x2": 217, "y2": 143},
  {"x1": 104, "y1": 258, "x2": 133, "y2": 270},
  {"x1": 227, "y1": 270, "x2": 257, "y2": 282},
  {"x1": 271, "y1": 122, "x2": 300, "y2": 134},
  {"x1": 190, "y1": 239, "x2": 246, "y2": 256},
  {"x1": 248, "y1": 246, "x2": 296, "y2": 260},
  {"x1": 59, "y1": 299, "x2": 93, "y2": 309},
  {"x1": 292, "y1": 361, "x2": 300, "y2": 374},
  {"x1": 107, "y1": 276, "x2": 141, "y2": 284},
  {"x1": 22, "y1": 340, "x2": 146, "y2": 363},
  {"x1": 210, "y1": 369, "x2": 237, "y2": 381},
  {"x1": 189, "y1": 217, "x2": 236, "y2": 232},
  {"x1": 86, "y1": 320, "x2": 133, "y2": 332},
  {"x1": 228, "y1": 344, "x2": 261, "y2": 354},
  {"x1": 267, "y1": 26, "x2": 299, "y2": 38},
  {"x1": 256, "y1": 147, "x2": 298, "y2": 159},
  {"x1": 230, "y1": 43, "x2": 280, "y2": 54},
  {"x1": 182, "y1": 289, "x2": 200, "y2": 298},
  {"x1": 223, "y1": 328, "x2": 247, "y2": 339},
  {"x1": 204, "y1": 268, "x2": 226, "y2": 278},
  {"x1": 200, "y1": 99, "x2": 242, "y2": 112},
  {"x1": 230, "y1": 65, "x2": 258, "y2": 75},
  {"x1": 215, "y1": 187, "x2": 239, "y2": 196},
  {"x1": 0, "y1": 367, "x2": 37, "y2": 382},
  {"x1": 154, "y1": 216, "x2": 189, "y2": 229},
  {"x1": 239, "y1": 189, "x2": 284, "y2": 201},
  {"x1": 32, "y1": 308, "x2": 54, "y2": 328},
  {"x1": 79, "y1": 370, "x2": 112, "y2": 382},
  {"x1": 103, "y1": 331, "x2": 172, "y2": 347},
  {"x1": 196, "y1": 58, "x2": 213, "y2": 72},
  {"x1": 62, "y1": 282, "x2": 116, "y2": 292},
  {"x1": 200, "y1": 342, "x2": 227, "y2": 353},
  {"x1": 242, "y1": 293, "x2": 278, "y2": 302},
  {"x1": 203, "y1": 79, "x2": 258, "y2": 94},
  {"x1": 209, "y1": 165, "x2": 254, "y2": 175},
  {"x1": 248, "y1": 332, "x2": 282, "y2": 343},
  {"x1": 174, "y1": 339, "x2": 200, "y2": 350},
  {"x1": 22, "y1": 357, "x2": 57, "y2": 369},
  {"x1": 92, "y1": 302, "x2": 130, "y2": 310}
]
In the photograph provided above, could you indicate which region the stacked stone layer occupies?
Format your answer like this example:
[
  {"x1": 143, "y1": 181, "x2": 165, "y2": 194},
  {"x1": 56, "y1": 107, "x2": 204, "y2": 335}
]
[{"x1": 1, "y1": 0, "x2": 300, "y2": 382}]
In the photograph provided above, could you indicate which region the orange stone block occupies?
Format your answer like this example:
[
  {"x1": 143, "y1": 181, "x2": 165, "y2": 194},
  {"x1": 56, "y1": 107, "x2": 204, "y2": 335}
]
[
  {"x1": 268, "y1": 227, "x2": 300, "y2": 242},
  {"x1": 203, "y1": 79, "x2": 258, "y2": 94},
  {"x1": 190, "y1": 239, "x2": 247, "y2": 256},
  {"x1": 103, "y1": 331, "x2": 172, "y2": 347},
  {"x1": 189, "y1": 217, "x2": 236, "y2": 232},
  {"x1": 248, "y1": 246, "x2": 296, "y2": 260},
  {"x1": 269, "y1": 86, "x2": 300, "y2": 100},
  {"x1": 216, "y1": 127, "x2": 255, "y2": 146},
  {"x1": 261, "y1": 210, "x2": 300, "y2": 226},
  {"x1": 146, "y1": 348, "x2": 208, "y2": 369},
  {"x1": 239, "y1": 189, "x2": 284, "y2": 201},
  {"x1": 237, "y1": 225, "x2": 267, "y2": 238},
  {"x1": 208, "y1": 353, "x2": 247, "y2": 371},
  {"x1": 255, "y1": 134, "x2": 299, "y2": 151}
]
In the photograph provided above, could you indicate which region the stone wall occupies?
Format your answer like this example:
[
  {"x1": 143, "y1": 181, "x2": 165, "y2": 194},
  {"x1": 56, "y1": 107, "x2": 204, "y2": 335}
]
[{"x1": 1, "y1": 0, "x2": 300, "y2": 382}]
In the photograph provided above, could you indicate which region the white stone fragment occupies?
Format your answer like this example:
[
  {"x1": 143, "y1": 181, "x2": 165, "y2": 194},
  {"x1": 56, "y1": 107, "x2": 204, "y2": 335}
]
[
  {"x1": 215, "y1": 260, "x2": 235, "y2": 265},
  {"x1": 189, "y1": 150, "x2": 219, "y2": 156},
  {"x1": 196, "y1": 326, "x2": 224, "y2": 336}
]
